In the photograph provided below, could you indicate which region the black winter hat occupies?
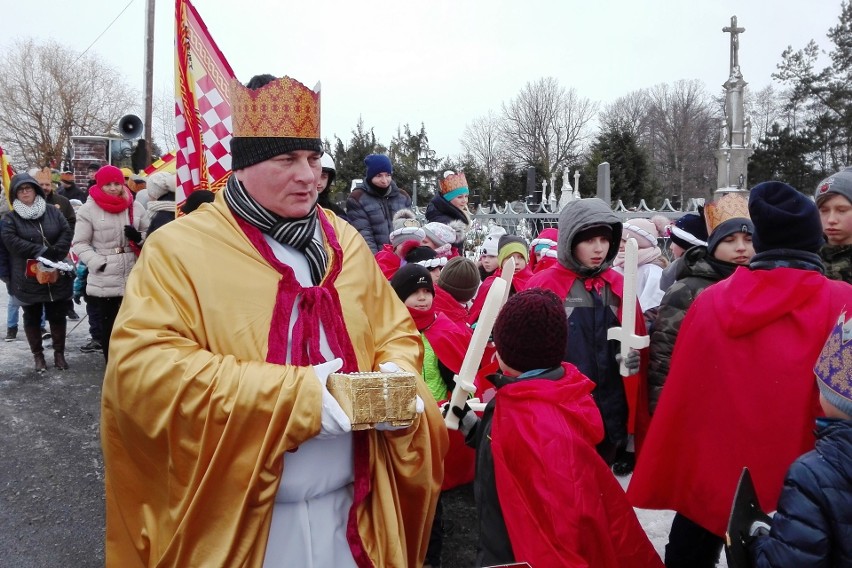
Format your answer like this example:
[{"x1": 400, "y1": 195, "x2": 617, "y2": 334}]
[
  {"x1": 390, "y1": 263, "x2": 434, "y2": 303},
  {"x1": 405, "y1": 246, "x2": 436, "y2": 264},
  {"x1": 669, "y1": 212, "x2": 708, "y2": 251},
  {"x1": 571, "y1": 224, "x2": 613, "y2": 250},
  {"x1": 438, "y1": 257, "x2": 480, "y2": 303},
  {"x1": 492, "y1": 288, "x2": 567, "y2": 373},
  {"x1": 749, "y1": 181, "x2": 824, "y2": 253}
]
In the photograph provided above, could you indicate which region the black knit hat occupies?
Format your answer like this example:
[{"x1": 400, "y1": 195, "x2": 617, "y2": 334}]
[
  {"x1": 749, "y1": 181, "x2": 824, "y2": 253},
  {"x1": 405, "y1": 246, "x2": 436, "y2": 264},
  {"x1": 669, "y1": 212, "x2": 708, "y2": 251},
  {"x1": 438, "y1": 257, "x2": 480, "y2": 303},
  {"x1": 230, "y1": 74, "x2": 322, "y2": 170},
  {"x1": 571, "y1": 224, "x2": 613, "y2": 250},
  {"x1": 492, "y1": 288, "x2": 567, "y2": 373},
  {"x1": 390, "y1": 263, "x2": 434, "y2": 303}
]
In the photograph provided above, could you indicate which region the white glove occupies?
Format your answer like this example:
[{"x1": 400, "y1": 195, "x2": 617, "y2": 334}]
[
  {"x1": 311, "y1": 358, "x2": 351, "y2": 438},
  {"x1": 375, "y1": 395, "x2": 425, "y2": 431},
  {"x1": 375, "y1": 362, "x2": 424, "y2": 430},
  {"x1": 378, "y1": 361, "x2": 401, "y2": 373}
]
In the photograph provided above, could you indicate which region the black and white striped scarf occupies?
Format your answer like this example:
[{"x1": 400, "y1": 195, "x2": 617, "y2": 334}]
[{"x1": 224, "y1": 174, "x2": 328, "y2": 285}]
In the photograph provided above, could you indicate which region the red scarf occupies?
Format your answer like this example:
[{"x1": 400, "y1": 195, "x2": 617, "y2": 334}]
[
  {"x1": 407, "y1": 305, "x2": 437, "y2": 331},
  {"x1": 89, "y1": 184, "x2": 133, "y2": 213},
  {"x1": 234, "y1": 208, "x2": 373, "y2": 568}
]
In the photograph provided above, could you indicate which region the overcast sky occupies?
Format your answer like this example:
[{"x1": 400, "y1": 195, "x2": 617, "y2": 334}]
[{"x1": 3, "y1": 0, "x2": 842, "y2": 159}]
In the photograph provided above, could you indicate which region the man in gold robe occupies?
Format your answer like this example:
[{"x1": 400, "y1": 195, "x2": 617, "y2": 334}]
[{"x1": 101, "y1": 73, "x2": 447, "y2": 567}]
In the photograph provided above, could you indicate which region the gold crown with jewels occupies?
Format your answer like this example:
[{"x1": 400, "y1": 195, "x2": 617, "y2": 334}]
[
  {"x1": 230, "y1": 76, "x2": 320, "y2": 139},
  {"x1": 704, "y1": 193, "x2": 750, "y2": 234}
]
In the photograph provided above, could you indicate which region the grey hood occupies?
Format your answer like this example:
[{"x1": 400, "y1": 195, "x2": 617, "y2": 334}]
[{"x1": 556, "y1": 198, "x2": 622, "y2": 276}]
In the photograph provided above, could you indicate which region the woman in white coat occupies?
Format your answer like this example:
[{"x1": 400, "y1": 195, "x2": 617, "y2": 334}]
[{"x1": 72, "y1": 165, "x2": 148, "y2": 360}]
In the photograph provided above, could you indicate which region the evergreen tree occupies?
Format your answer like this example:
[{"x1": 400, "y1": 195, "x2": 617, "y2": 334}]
[
  {"x1": 585, "y1": 127, "x2": 659, "y2": 207},
  {"x1": 774, "y1": 1, "x2": 852, "y2": 173},
  {"x1": 332, "y1": 117, "x2": 385, "y2": 195},
  {"x1": 749, "y1": 124, "x2": 820, "y2": 190}
]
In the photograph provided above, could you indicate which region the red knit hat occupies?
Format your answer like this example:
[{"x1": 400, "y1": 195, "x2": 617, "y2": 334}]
[
  {"x1": 95, "y1": 165, "x2": 125, "y2": 188},
  {"x1": 492, "y1": 288, "x2": 567, "y2": 372}
]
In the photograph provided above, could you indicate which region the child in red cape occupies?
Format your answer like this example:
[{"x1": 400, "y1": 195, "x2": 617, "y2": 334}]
[
  {"x1": 629, "y1": 182, "x2": 852, "y2": 567},
  {"x1": 447, "y1": 288, "x2": 662, "y2": 568},
  {"x1": 467, "y1": 234, "x2": 533, "y2": 325},
  {"x1": 527, "y1": 198, "x2": 646, "y2": 472},
  {"x1": 390, "y1": 263, "x2": 475, "y2": 568}
]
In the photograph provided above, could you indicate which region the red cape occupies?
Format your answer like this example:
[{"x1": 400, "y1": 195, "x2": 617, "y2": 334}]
[
  {"x1": 527, "y1": 263, "x2": 651, "y2": 443},
  {"x1": 628, "y1": 267, "x2": 852, "y2": 536},
  {"x1": 432, "y1": 285, "x2": 469, "y2": 323},
  {"x1": 374, "y1": 245, "x2": 401, "y2": 280},
  {"x1": 422, "y1": 312, "x2": 475, "y2": 490},
  {"x1": 491, "y1": 363, "x2": 663, "y2": 568}
]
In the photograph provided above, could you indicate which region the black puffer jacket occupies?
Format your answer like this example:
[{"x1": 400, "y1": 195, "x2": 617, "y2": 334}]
[
  {"x1": 425, "y1": 193, "x2": 468, "y2": 225},
  {"x1": 647, "y1": 246, "x2": 735, "y2": 413},
  {"x1": 345, "y1": 180, "x2": 411, "y2": 253},
  {"x1": 0, "y1": 174, "x2": 73, "y2": 304},
  {"x1": 751, "y1": 419, "x2": 852, "y2": 567}
]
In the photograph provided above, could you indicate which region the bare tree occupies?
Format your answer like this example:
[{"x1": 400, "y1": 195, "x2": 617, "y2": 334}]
[
  {"x1": 0, "y1": 39, "x2": 138, "y2": 168},
  {"x1": 598, "y1": 89, "x2": 653, "y2": 140},
  {"x1": 500, "y1": 77, "x2": 597, "y2": 180},
  {"x1": 744, "y1": 84, "x2": 786, "y2": 149},
  {"x1": 645, "y1": 79, "x2": 718, "y2": 203},
  {"x1": 461, "y1": 110, "x2": 505, "y2": 182},
  {"x1": 153, "y1": 84, "x2": 177, "y2": 153}
]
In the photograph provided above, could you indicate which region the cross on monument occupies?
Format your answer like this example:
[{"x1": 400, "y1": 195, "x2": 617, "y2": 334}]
[{"x1": 723, "y1": 15, "x2": 745, "y2": 75}]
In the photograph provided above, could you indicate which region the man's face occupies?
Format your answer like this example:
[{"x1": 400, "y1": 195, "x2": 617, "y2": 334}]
[
  {"x1": 371, "y1": 172, "x2": 392, "y2": 189},
  {"x1": 236, "y1": 150, "x2": 321, "y2": 218},
  {"x1": 39, "y1": 180, "x2": 53, "y2": 195},
  {"x1": 819, "y1": 194, "x2": 852, "y2": 245}
]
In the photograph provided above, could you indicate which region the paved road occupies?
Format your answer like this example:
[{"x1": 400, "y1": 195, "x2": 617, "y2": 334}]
[{"x1": 0, "y1": 291, "x2": 106, "y2": 568}]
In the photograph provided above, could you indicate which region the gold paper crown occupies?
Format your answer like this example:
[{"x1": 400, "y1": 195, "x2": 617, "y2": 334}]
[
  {"x1": 704, "y1": 193, "x2": 750, "y2": 234},
  {"x1": 230, "y1": 76, "x2": 320, "y2": 139},
  {"x1": 815, "y1": 312, "x2": 852, "y2": 394},
  {"x1": 439, "y1": 172, "x2": 469, "y2": 195}
]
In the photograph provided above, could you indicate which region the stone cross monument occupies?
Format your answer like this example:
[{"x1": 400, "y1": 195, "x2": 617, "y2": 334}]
[{"x1": 716, "y1": 15, "x2": 754, "y2": 193}]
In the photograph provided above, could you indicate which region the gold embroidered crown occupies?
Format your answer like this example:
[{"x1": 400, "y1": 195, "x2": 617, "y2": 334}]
[
  {"x1": 704, "y1": 193, "x2": 750, "y2": 234},
  {"x1": 230, "y1": 76, "x2": 320, "y2": 139},
  {"x1": 439, "y1": 172, "x2": 469, "y2": 195},
  {"x1": 815, "y1": 312, "x2": 852, "y2": 396}
]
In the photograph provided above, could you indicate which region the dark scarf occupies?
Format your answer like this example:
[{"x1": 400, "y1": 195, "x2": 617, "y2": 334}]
[
  {"x1": 224, "y1": 174, "x2": 328, "y2": 285},
  {"x1": 749, "y1": 249, "x2": 825, "y2": 274}
]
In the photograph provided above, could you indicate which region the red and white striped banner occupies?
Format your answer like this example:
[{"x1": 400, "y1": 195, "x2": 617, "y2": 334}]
[{"x1": 175, "y1": 0, "x2": 235, "y2": 204}]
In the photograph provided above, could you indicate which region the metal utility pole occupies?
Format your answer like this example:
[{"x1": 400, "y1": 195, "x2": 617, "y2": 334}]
[{"x1": 142, "y1": 0, "x2": 156, "y2": 169}]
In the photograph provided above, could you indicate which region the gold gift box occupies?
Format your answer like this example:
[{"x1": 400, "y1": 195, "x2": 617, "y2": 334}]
[{"x1": 327, "y1": 371, "x2": 417, "y2": 430}]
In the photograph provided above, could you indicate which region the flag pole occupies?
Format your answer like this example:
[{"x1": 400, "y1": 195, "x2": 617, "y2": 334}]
[{"x1": 143, "y1": 0, "x2": 156, "y2": 170}]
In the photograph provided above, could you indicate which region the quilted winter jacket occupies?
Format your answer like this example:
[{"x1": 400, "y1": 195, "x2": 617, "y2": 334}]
[
  {"x1": 1, "y1": 175, "x2": 75, "y2": 306},
  {"x1": 647, "y1": 246, "x2": 734, "y2": 414},
  {"x1": 345, "y1": 180, "x2": 411, "y2": 253},
  {"x1": 751, "y1": 419, "x2": 852, "y2": 567},
  {"x1": 72, "y1": 199, "x2": 148, "y2": 298},
  {"x1": 1, "y1": 205, "x2": 74, "y2": 305}
]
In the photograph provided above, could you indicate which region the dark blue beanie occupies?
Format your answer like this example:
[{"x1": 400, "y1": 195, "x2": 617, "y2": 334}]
[
  {"x1": 364, "y1": 154, "x2": 393, "y2": 180},
  {"x1": 748, "y1": 181, "x2": 824, "y2": 253}
]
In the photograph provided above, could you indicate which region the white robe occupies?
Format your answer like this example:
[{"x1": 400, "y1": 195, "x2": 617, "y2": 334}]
[{"x1": 262, "y1": 233, "x2": 357, "y2": 568}]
